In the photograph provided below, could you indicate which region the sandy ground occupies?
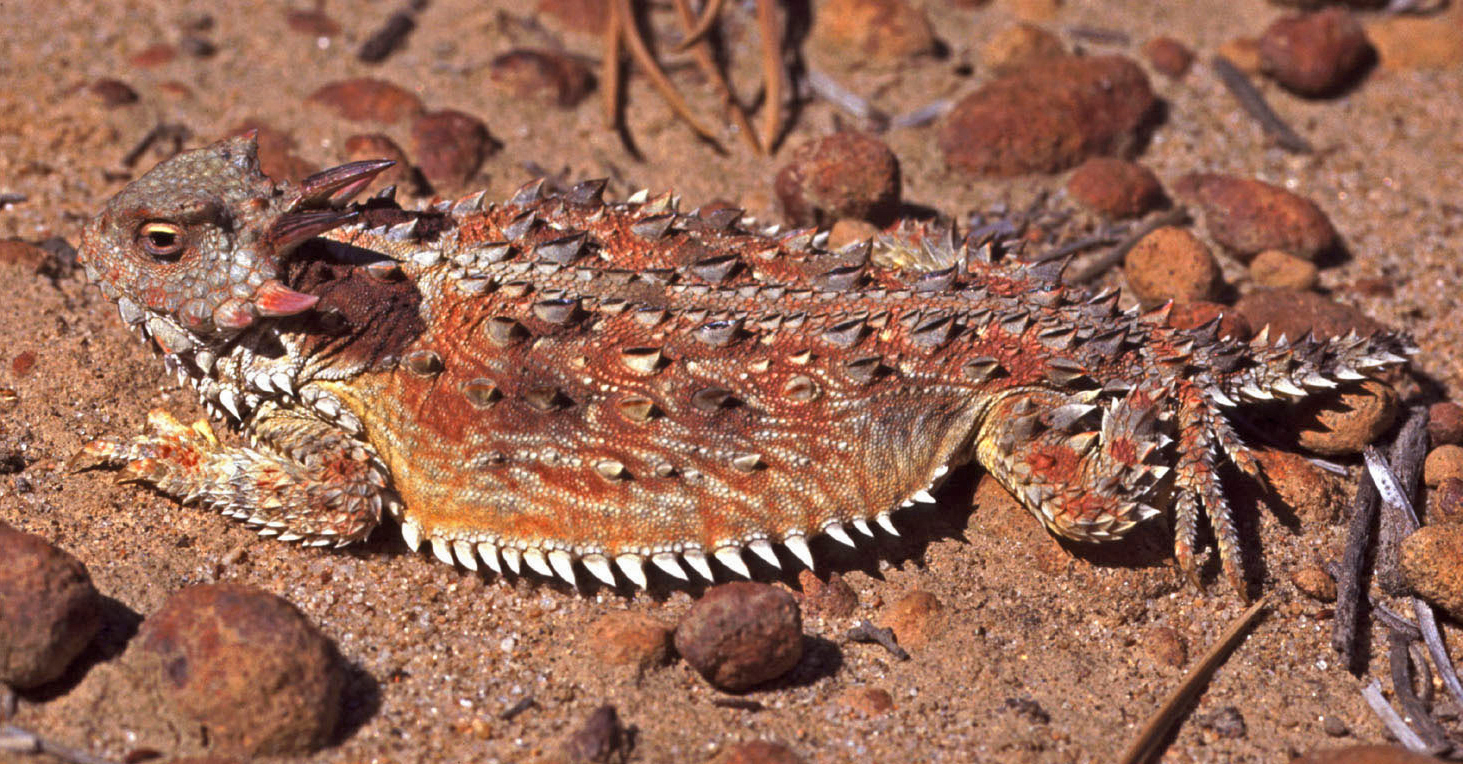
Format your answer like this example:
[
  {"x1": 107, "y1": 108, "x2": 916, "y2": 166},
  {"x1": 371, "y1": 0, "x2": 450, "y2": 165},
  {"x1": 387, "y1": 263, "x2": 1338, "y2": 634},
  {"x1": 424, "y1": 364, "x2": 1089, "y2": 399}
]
[{"x1": 2, "y1": 0, "x2": 1463, "y2": 762}]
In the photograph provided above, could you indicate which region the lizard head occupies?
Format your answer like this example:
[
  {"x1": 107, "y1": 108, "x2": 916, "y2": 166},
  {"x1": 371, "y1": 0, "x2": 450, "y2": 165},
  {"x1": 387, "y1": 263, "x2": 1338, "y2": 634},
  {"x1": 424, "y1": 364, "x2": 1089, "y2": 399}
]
[{"x1": 79, "y1": 135, "x2": 393, "y2": 359}]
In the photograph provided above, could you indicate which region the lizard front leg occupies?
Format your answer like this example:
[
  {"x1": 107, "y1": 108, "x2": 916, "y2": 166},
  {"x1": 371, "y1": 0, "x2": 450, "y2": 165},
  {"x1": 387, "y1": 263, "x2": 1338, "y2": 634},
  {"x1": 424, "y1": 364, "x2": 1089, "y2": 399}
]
[{"x1": 72, "y1": 405, "x2": 388, "y2": 546}]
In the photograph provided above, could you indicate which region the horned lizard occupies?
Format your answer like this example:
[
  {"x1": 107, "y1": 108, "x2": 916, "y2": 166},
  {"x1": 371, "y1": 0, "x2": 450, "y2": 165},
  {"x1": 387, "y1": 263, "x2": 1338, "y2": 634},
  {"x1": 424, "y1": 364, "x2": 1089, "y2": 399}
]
[{"x1": 73, "y1": 136, "x2": 1410, "y2": 597}]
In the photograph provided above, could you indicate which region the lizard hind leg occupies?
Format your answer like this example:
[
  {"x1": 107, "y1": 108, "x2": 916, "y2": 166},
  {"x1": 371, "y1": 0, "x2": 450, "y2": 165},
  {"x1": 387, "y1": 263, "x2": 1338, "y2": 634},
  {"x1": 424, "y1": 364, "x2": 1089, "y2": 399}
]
[{"x1": 72, "y1": 405, "x2": 389, "y2": 547}]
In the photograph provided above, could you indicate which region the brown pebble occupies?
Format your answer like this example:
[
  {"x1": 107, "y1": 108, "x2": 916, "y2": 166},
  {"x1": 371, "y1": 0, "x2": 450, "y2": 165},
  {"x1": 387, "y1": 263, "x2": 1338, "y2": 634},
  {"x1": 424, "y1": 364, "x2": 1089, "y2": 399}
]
[
  {"x1": 710, "y1": 740, "x2": 806, "y2": 764},
  {"x1": 1217, "y1": 37, "x2": 1265, "y2": 75},
  {"x1": 308, "y1": 78, "x2": 424, "y2": 124},
  {"x1": 559, "y1": 705, "x2": 627, "y2": 763},
  {"x1": 1166, "y1": 300, "x2": 1251, "y2": 341},
  {"x1": 1429, "y1": 402, "x2": 1463, "y2": 447},
  {"x1": 1322, "y1": 715, "x2": 1350, "y2": 737},
  {"x1": 1260, "y1": 9, "x2": 1371, "y2": 96},
  {"x1": 1250, "y1": 249, "x2": 1319, "y2": 290},
  {"x1": 1294, "y1": 379, "x2": 1399, "y2": 457},
  {"x1": 129, "y1": 43, "x2": 177, "y2": 68},
  {"x1": 1425, "y1": 445, "x2": 1463, "y2": 487},
  {"x1": 1143, "y1": 626, "x2": 1186, "y2": 668},
  {"x1": 1173, "y1": 174, "x2": 1336, "y2": 260},
  {"x1": 1403, "y1": 524, "x2": 1463, "y2": 621},
  {"x1": 10, "y1": 351, "x2": 36, "y2": 377},
  {"x1": 826, "y1": 219, "x2": 882, "y2": 251},
  {"x1": 1432, "y1": 478, "x2": 1463, "y2": 524},
  {"x1": 228, "y1": 121, "x2": 316, "y2": 183},
  {"x1": 810, "y1": 0, "x2": 937, "y2": 69},
  {"x1": 128, "y1": 583, "x2": 344, "y2": 756},
  {"x1": 1142, "y1": 36, "x2": 1195, "y2": 78},
  {"x1": 410, "y1": 110, "x2": 497, "y2": 190},
  {"x1": 90, "y1": 79, "x2": 139, "y2": 108},
  {"x1": 0, "y1": 523, "x2": 102, "y2": 689},
  {"x1": 536, "y1": 0, "x2": 610, "y2": 35},
  {"x1": 586, "y1": 612, "x2": 672, "y2": 674},
  {"x1": 1004, "y1": 0, "x2": 1061, "y2": 23},
  {"x1": 1294, "y1": 744, "x2": 1447, "y2": 764},
  {"x1": 877, "y1": 590, "x2": 945, "y2": 650},
  {"x1": 0, "y1": 240, "x2": 51, "y2": 271},
  {"x1": 1366, "y1": 14, "x2": 1463, "y2": 71},
  {"x1": 1123, "y1": 226, "x2": 1217, "y2": 305},
  {"x1": 1253, "y1": 448, "x2": 1346, "y2": 525},
  {"x1": 1066, "y1": 157, "x2": 1163, "y2": 219},
  {"x1": 796, "y1": 570, "x2": 858, "y2": 618},
  {"x1": 939, "y1": 55, "x2": 1155, "y2": 177},
  {"x1": 489, "y1": 49, "x2": 595, "y2": 108},
  {"x1": 1233, "y1": 289, "x2": 1383, "y2": 342},
  {"x1": 839, "y1": 686, "x2": 895, "y2": 716},
  {"x1": 982, "y1": 23, "x2": 1067, "y2": 75},
  {"x1": 285, "y1": 9, "x2": 340, "y2": 36},
  {"x1": 343, "y1": 134, "x2": 416, "y2": 195},
  {"x1": 1291, "y1": 563, "x2": 1339, "y2": 602},
  {"x1": 775, "y1": 131, "x2": 901, "y2": 227},
  {"x1": 674, "y1": 582, "x2": 803, "y2": 692}
]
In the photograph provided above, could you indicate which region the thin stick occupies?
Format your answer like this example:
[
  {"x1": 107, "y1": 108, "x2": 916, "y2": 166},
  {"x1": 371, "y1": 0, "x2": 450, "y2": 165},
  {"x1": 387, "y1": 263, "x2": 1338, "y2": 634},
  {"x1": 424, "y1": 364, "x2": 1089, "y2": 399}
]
[
  {"x1": 672, "y1": 0, "x2": 727, "y2": 52},
  {"x1": 1362, "y1": 680, "x2": 1432, "y2": 754},
  {"x1": 1065, "y1": 206, "x2": 1189, "y2": 284},
  {"x1": 1116, "y1": 597, "x2": 1268, "y2": 764},
  {"x1": 601, "y1": 0, "x2": 623, "y2": 129},
  {"x1": 1332, "y1": 455, "x2": 1381, "y2": 664},
  {"x1": 1387, "y1": 630, "x2": 1451, "y2": 751},
  {"x1": 612, "y1": 0, "x2": 724, "y2": 146},
  {"x1": 1211, "y1": 56, "x2": 1314, "y2": 154},
  {"x1": 671, "y1": 0, "x2": 762, "y2": 153},
  {"x1": 754, "y1": 0, "x2": 783, "y2": 153}
]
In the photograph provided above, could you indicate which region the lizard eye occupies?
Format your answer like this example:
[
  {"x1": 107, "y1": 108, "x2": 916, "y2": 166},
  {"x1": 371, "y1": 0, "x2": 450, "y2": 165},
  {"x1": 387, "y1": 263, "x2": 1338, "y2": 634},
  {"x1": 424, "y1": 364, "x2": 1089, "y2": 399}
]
[{"x1": 138, "y1": 221, "x2": 185, "y2": 259}]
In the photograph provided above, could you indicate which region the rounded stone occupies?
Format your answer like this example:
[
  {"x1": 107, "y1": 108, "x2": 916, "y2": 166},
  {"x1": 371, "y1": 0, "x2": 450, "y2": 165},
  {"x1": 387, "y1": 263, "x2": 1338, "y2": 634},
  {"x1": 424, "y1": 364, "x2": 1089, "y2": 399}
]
[
  {"x1": 488, "y1": 49, "x2": 594, "y2": 108},
  {"x1": 1249, "y1": 249, "x2": 1319, "y2": 291},
  {"x1": 809, "y1": 0, "x2": 937, "y2": 69},
  {"x1": 586, "y1": 611, "x2": 672, "y2": 674},
  {"x1": 1291, "y1": 563, "x2": 1339, "y2": 602},
  {"x1": 1166, "y1": 300, "x2": 1251, "y2": 341},
  {"x1": 90, "y1": 78, "x2": 139, "y2": 107},
  {"x1": 1142, "y1": 36, "x2": 1195, "y2": 79},
  {"x1": 1142, "y1": 626, "x2": 1186, "y2": 668},
  {"x1": 343, "y1": 133, "x2": 415, "y2": 195},
  {"x1": 1172, "y1": 173, "x2": 1337, "y2": 260},
  {"x1": 0, "y1": 523, "x2": 102, "y2": 689},
  {"x1": 982, "y1": 23, "x2": 1067, "y2": 75},
  {"x1": 710, "y1": 740, "x2": 806, "y2": 764},
  {"x1": 1233, "y1": 289, "x2": 1383, "y2": 342},
  {"x1": 1294, "y1": 744, "x2": 1452, "y2": 764},
  {"x1": 1253, "y1": 448, "x2": 1346, "y2": 525},
  {"x1": 774, "y1": 131, "x2": 901, "y2": 227},
  {"x1": 939, "y1": 55, "x2": 1155, "y2": 177},
  {"x1": 838, "y1": 686, "x2": 895, "y2": 716},
  {"x1": 1217, "y1": 36, "x2": 1265, "y2": 75},
  {"x1": 826, "y1": 218, "x2": 882, "y2": 251},
  {"x1": 1260, "y1": 8, "x2": 1371, "y2": 96},
  {"x1": 410, "y1": 109, "x2": 497, "y2": 190},
  {"x1": 307, "y1": 77, "x2": 424, "y2": 124},
  {"x1": 1425, "y1": 445, "x2": 1463, "y2": 487},
  {"x1": 1294, "y1": 379, "x2": 1400, "y2": 457},
  {"x1": 1402, "y1": 525, "x2": 1463, "y2": 622},
  {"x1": 796, "y1": 569, "x2": 858, "y2": 618},
  {"x1": 1366, "y1": 14, "x2": 1463, "y2": 71},
  {"x1": 1433, "y1": 478, "x2": 1463, "y2": 525},
  {"x1": 128, "y1": 583, "x2": 344, "y2": 756},
  {"x1": 877, "y1": 589, "x2": 945, "y2": 650},
  {"x1": 1066, "y1": 157, "x2": 1163, "y2": 219},
  {"x1": 1429, "y1": 402, "x2": 1463, "y2": 447},
  {"x1": 673, "y1": 582, "x2": 803, "y2": 692},
  {"x1": 1123, "y1": 226, "x2": 1218, "y2": 305}
]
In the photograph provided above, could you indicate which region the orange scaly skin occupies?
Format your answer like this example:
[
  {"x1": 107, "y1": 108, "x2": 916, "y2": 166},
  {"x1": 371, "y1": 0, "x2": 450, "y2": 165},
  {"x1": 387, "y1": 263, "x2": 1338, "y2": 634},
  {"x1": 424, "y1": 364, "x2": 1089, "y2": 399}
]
[{"x1": 73, "y1": 137, "x2": 1412, "y2": 596}]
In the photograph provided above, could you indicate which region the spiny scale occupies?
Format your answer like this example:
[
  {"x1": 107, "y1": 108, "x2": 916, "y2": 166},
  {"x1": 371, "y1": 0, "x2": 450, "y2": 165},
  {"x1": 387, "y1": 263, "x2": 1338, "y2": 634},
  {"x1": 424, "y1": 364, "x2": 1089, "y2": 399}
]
[{"x1": 74, "y1": 137, "x2": 1414, "y2": 598}]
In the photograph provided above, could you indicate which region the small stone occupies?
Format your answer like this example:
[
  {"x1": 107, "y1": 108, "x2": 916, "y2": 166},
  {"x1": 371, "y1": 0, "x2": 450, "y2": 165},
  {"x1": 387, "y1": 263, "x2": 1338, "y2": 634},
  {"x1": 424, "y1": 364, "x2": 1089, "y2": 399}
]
[
  {"x1": 1403, "y1": 524, "x2": 1463, "y2": 621},
  {"x1": 796, "y1": 570, "x2": 858, "y2": 618},
  {"x1": 1198, "y1": 706, "x2": 1247, "y2": 741},
  {"x1": 1166, "y1": 301, "x2": 1251, "y2": 341},
  {"x1": 489, "y1": 49, "x2": 595, "y2": 108},
  {"x1": 0, "y1": 240, "x2": 51, "y2": 271},
  {"x1": 89, "y1": 79, "x2": 139, "y2": 108},
  {"x1": 1123, "y1": 226, "x2": 1218, "y2": 305},
  {"x1": 710, "y1": 740, "x2": 806, "y2": 764},
  {"x1": 0, "y1": 523, "x2": 102, "y2": 689},
  {"x1": 285, "y1": 9, "x2": 340, "y2": 36},
  {"x1": 1294, "y1": 379, "x2": 1399, "y2": 457},
  {"x1": 1142, "y1": 36, "x2": 1195, "y2": 78},
  {"x1": 1003, "y1": 0, "x2": 1061, "y2": 23},
  {"x1": 410, "y1": 110, "x2": 497, "y2": 190},
  {"x1": 1425, "y1": 445, "x2": 1463, "y2": 487},
  {"x1": 127, "y1": 583, "x2": 344, "y2": 756},
  {"x1": 1066, "y1": 157, "x2": 1163, "y2": 219},
  {"x1": 775, "y1": 131, "x2": 901, "y2": 227},
  {"x1": 1217, "y1": 37, "x2": 1265, "y2": 75},
  {"x1": 586, "y1": 612, "x2": 672, "y2": 674},
  {"x1": 343, "y1": 134, "x2": 416, "y2": 195},
  {"x1": 877, "y1": 590, "x2": 945, "y2": 650},
  {"x1": 826, "y1": 219, "x2": 882, "y2": 251},
  {"x1": 308, "y1": 78, "x2": 424, "y2": 124},
  {"x1": 982, "y1": 23, "x2": 1067, "y2": 75},
  {"x1": 1322, "y1": 715, "x2": 1350, "y2": 737},
  {"x1": 1429, "y1": 402, "x2": 1463, "y2": 447},
  {"x1": 1432, "y1": 479, "x2": 1463, "y2": 524},
  {"x1": 1249, "y1": 249, "x2": 1319, "y2": 290},
  {"x1": 1253, "y1": 448, "x2": 1345, "y2": 525},
  {"x1": 229, "y1": 121, "x2": 316, "y2": 183},
  {"x1": 10, "y1": 351, "x2": 36, "y2": 377},
  {"x1": 1291, "y1": 563, "x2": 1338, "y2": 602},
  {"x1": 129, "y1": 43, "x2": 177, "y2": 68},
  {"x1": 939, "y1": 55, "x2": 1155, "y2": 177},
  {"x1": 809, "y1": 0, "x2": 937, "y2": 69},
  {"x1": 674, "y1": 582, "x2": 803, "y2": 692},
  {"x1": 536, "y1": 0, "x2": 610, "y2": 35},
  {"x1": 1173, "y1": 173, "x2": 1337, "y2": 260},
  {"x1": 1233, "y1": 289, "x2": 1383, "y2": 342},
  {"x1": 179, "y1": 35, "x2": 217, "y2": 58},
  {"x1": 1366, "y1": 14, "x2": 1463, "y2": 70},
  {"x1": 559, "y1": 705, "x2": 628, "y2": 763},
  {"x1": 1260, "y1": 9, "x2": 1371, "y2": 96},
  {"x1": 1142, "y1": 626, "x2": 1186, "y2": 668},
  {"x1": 1294, "y1": 744, "x2": 1446, "y2": 764},
  {"x1": 839, "y1": 686, "x2": 895, "y2": 716}
]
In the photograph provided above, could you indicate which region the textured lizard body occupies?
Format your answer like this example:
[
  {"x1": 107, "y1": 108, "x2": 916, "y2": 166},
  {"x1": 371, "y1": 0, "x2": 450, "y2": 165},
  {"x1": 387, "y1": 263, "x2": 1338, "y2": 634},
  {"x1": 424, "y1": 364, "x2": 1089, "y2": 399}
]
[{"x1": 74, "y1": 137, "x2": 1411, "y2": 594}]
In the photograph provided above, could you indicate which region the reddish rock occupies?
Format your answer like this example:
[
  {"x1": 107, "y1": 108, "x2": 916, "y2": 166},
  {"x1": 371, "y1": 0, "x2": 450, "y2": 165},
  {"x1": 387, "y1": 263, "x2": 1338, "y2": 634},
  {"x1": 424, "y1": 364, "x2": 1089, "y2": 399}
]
[
  {"x1": 839, "y1": 686, "x2": 895, "y2": 716},
  {"x1": 1124, "y1": 227, "x2": 1218, "y2": 305},
  {"x1": 826, "y1": 218, "x2": 882, "y2": 250},
  {"x1": 343, "y1": 133, "x2": 415, "y2": 195},
  {"x1": 586, "y1": 611, "x2": 673, "y2": 674},
  {"x1": 810, "y1": 0, "x2": 937, "y2": 68},
  {"x1": 410, "y1": 109, "x2": 497, "y2": 190},
  {"x1": 711, "y1": 740, "x2": 806, "y2": 764},
  {"x1": 1250, "y1": 249, "x2": 1319, "y2": 291},
  {"x1": 1172, "y1": 174, "x2": 1337, "y2": 260},
  {"x1": 982, "y1": 23, "x2": 1067, "y2": 75},
  {"x1": 1166, "y1": 301, "x2": 1251, "y2": 341},
  {"x1": 536, "y1": 0, "x2": 610, "y2": 35},
  {"x1": 128, "y1": 583, "x2": 344, "y2": 756},
  {"x1": 0, "y1": 523, "x2": 102, "y2": 688},
  {"x1": 228, "y1": 121, "x2": 316, "y2": 183},
  {"x1": 1430, "y1": 402, "x2": 1463, "y2": 447},
  {"x1": 308, "y1": 78, "x2": 424, "y2": 124},
  {"x1": 129, "y1": 43, "x2": 177, "y2": 68},
  {"x1": 489, "y1": 49, "x2": 595, "y2": 108},
  {"x1": 775, "y1": 131, "x2": 901, "y2": 226},
  {"x1": 1143, "y1": 626, "x2": 1186, "y2": 668},
  {"x1": 1367, "y1": 14, "x2": 1463, "y2": 71},
  {"x1": 1433, "y1": 479, "x2": 1463, "y2": 524},
  {"x1": 1402, "y1": 525, "x2": 1463, "y2": 622},
  {"x1": 1425, "y1": 445, "x2": 1463, "y2": 487},
  {"x1": 559, "y1": 705, "x2": 628, "y2": 763},
  {"x1": 1142, "y1": 36, "x2": 1195, "y2": 78},
  {"x1": 89, "y1": 79, "x2": 139, "y2": 107},
  {"x1": 10, "y1": 350, "x2": 36, "y2": 377},
  {"x1": 1291, "y1": 563, "x2": 1338, "y2": 602},
  {"x1": 1254, "y1": 448, "x2": 1346, "y2": 525},
  {"x1": 1233, "y1": 289, "x2": 1382, "y2": 342},
  {"x1": 1218, "y1": 37, "x2": 1265, "y2": 75},
  {"x1": 0, "y1": 240, "x2": 51, "y2": 272},
  {"x1": 1260, "y1": 8, "x2": 1371, "y2": 96},
  {"x1": 1004, "y1": 0, "x2": 1061, "y2": 22},
  {"x1": 674, "y1": 582, "x2": 803, "y2": 692},
  {"x1": 1294, "y1": 745, "x2": 1450, "y2": 764},
  {"x1": 1066, "y1": 157, "x2": 1163, "y2": 219},
  {"x1": 939, "y1": 55, "x2": 1155, "y2": 177},
  {"x1": 877, "y1": 590, "x2": 945, "y2": 649},
  {"x1": 1294, "y1": 379, "x2": 1400, "y2": 457},
  {"x1": 796, "y1": 570, "x2": 858, "y2": 618},
  {"x1": 285, "y1": 9, "x2": 340, "y2": 36}
]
